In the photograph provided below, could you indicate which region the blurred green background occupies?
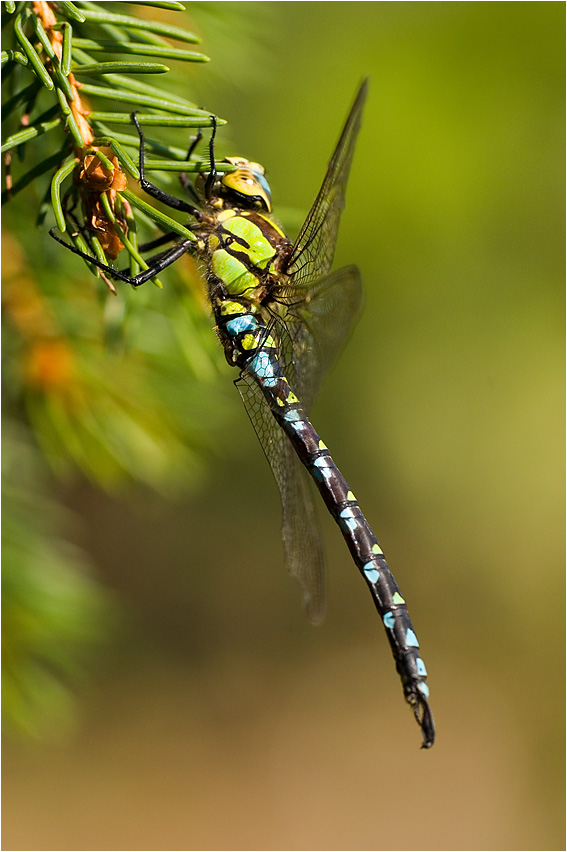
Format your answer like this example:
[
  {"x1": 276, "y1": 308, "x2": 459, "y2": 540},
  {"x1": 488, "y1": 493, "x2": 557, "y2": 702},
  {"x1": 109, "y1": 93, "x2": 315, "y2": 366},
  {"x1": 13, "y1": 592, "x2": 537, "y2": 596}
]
[{"x1": 2, "y1": 2, "x2": 564, "y2": 850}]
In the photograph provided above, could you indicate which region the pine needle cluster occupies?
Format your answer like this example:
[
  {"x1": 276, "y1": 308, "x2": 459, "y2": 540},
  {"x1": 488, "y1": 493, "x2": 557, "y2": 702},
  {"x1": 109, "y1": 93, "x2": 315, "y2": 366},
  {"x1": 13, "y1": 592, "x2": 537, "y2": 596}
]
[{"x1": 2, "y1": 1, "x2": 231, "y2": 736}]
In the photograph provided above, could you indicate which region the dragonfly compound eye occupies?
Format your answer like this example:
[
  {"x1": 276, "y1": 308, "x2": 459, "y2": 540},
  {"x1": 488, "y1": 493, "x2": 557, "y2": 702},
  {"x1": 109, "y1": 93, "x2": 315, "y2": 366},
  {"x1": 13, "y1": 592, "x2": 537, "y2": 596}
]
[{"x1": 220, "y1": 158, "x2": 272, "y2": 212}]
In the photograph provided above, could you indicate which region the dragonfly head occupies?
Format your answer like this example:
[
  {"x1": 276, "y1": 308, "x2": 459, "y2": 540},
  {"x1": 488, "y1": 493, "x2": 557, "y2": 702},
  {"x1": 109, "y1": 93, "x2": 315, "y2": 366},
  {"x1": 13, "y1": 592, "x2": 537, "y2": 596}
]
[{"x1": 203, "y1": 157, "x2": 272, "y2": 212}]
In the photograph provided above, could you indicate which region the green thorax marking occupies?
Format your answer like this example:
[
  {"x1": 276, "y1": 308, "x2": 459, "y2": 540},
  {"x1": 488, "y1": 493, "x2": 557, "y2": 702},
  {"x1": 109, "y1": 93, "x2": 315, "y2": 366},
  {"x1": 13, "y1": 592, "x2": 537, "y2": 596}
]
[{"x1": 208, "y1": 209, "x2": 290, "y2": 296}]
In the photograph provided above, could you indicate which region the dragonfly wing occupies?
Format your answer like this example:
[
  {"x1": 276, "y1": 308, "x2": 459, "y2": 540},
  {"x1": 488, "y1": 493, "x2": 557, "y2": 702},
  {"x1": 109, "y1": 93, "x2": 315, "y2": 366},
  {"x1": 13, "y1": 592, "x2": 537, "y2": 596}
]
[
  {"x1": 229, "y1": 82, "x2": 367, "y2": 623},
  {"x1": 235, "y1": 372, "x2": 326, "y2": 623},
  {"x1": 284, "y1": 264, "x2": 363, "y2": 412},
  {"x1": 283, "y1": 79, "x2": 368, "y2": 286}
]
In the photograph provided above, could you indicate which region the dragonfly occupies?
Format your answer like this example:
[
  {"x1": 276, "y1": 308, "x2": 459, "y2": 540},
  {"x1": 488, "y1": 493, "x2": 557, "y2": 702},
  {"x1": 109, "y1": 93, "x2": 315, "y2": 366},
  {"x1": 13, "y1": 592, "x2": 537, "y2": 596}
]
[{"x1": 51, "y1": 79, "x2": 435, "y2": 748}]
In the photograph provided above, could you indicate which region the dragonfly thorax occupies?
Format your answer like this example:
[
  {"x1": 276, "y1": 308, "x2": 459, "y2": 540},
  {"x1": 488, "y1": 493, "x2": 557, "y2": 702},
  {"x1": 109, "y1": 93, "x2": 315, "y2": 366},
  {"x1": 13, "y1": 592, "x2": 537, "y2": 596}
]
[{"x1": 204, "y1": 208, "x2": 291, "y2": 298}]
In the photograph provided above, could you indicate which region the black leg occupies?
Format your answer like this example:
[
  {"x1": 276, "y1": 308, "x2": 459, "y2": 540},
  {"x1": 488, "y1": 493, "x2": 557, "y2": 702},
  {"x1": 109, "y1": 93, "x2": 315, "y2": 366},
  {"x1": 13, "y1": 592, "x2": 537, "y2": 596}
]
[
  {"x1": 138, "y1": 230, "x2": 179, "y2": 253},
  {"x1": 131, "y1": 113, "x2": 201, "y2": 217},
  {"x1": 134, "y1": 241, "x2": 192, "y2": 273},
  {"x1": 131, "y1": 239, "x2": 196, "y2": 285},
  {"x1": 185, "y1": 128, "x2": 203, "y2": 162},
  {"x1": 204, "y1": 116, "x2": 218, "y2": 201},
  {"x1": 50, "y1": 228, "x2": 195, "y2": 286},
  {"x1": 179, "y1": 128, "x2": 204, "y2": 202},
  {"x1": 51, "y1": 228, "x2": 140, "y2": 283},
  {"x1": 67, "y1": 210, "x2": 95, "y2": 248},
  {"x1": 179, "y1": 171, "x2": 201, "y2": 204}
]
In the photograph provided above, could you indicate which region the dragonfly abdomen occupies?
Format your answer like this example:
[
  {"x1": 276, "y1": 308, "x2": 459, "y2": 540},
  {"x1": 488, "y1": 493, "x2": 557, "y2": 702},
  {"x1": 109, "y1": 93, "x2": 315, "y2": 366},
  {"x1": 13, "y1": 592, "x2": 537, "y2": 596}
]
[
  {"x1": 281, "y1": 406, "x2": 434, "y2": 747},
  {"x1": 241, "y1": 327, "x2": 434, "y2": 748}
]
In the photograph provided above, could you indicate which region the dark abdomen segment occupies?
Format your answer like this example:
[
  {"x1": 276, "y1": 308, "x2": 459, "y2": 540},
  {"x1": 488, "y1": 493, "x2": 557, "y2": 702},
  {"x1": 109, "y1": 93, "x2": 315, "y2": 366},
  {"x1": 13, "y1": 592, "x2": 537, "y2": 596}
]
[
  {"x1": 277, "y1": 401, "x2": 434, "y2": 748},
  {"x1": 225, "y1": 307, "x2": 435, "y2": 748}
]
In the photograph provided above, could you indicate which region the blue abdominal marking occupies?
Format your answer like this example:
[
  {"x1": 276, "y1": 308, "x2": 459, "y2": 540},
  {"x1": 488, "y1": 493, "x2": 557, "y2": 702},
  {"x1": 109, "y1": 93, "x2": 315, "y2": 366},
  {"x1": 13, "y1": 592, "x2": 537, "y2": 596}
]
[
  {"x1": 226, "y1": 314, "x2": 259, "y2": 335},
  {"x1": 363, "y1": 561, "x2": 380, "y2": 583},
  {"x1": 338, "y1": 506, "x2": 359, "y2": 532},
  {"x1": 405, "y1": 629, "x2": 419, "y2": 647},
  {"x1": 416, "y1": 659, "x2": 427, "y2": 677},
  {"x1": 249, "y1": 350, "x2": 279, "y2": 381},
  {"x1": 383, "y1": 612, "x2": 395, "y2": 630}
]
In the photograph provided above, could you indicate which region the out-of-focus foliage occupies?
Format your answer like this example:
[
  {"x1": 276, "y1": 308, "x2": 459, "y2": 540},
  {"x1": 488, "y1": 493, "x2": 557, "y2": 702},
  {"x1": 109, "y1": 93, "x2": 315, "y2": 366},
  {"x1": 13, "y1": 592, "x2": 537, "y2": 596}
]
[
  {"x1": 2, "y1": 3, "x2": 564, "y2": 850},
  {"x1": 2, "y1": 419, "x2": 114, "y2": 739},
  {"x1": 1, "y1": 1, "x2": 233, "y2": 736},
  {"x1": 3, "y1": 230, "x2": 223, "y2": 491}
]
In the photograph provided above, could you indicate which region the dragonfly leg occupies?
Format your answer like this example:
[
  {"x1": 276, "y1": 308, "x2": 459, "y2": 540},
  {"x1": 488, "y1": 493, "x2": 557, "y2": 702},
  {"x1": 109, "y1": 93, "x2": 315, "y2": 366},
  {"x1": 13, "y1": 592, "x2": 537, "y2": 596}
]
[
  {"x1": 138, "y1": 230, "x2": 180, "y2": 253},
  {"x1": 49, "y1": 227, "x2": 194, "y2": 286},
  {"x1": 178, "y1": 128, "x2": 203, "y2": 204},
  {"x1": 131, "y1": 112, "x2": 201, "y2": 217},
  {"x1": 204, "y1": 116, "x2": 218, "y2": 201}
]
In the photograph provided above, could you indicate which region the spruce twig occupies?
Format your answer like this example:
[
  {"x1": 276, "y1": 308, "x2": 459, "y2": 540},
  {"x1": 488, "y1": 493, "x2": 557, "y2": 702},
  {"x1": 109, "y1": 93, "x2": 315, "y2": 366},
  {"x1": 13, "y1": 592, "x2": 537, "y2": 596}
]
[
  {"x1": 2, "y1": 1, "x2": 222, "y2": 275},
  {"x1": 2, "y1": 2, "x2": 231, "y2": 738}
]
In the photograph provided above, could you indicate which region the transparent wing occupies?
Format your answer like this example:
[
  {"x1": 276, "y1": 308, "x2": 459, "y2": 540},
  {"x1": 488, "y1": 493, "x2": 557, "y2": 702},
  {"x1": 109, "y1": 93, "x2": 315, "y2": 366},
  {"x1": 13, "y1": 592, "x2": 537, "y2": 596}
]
[
  {"x1": 230, "y1": 83, "x2": 367, "y2": 622},
  {"x1": 234, "y1": 265, "x2": 361, "y2": 621},
  {"x1": 282, "y1": 79, "x2": 368, "y2": 287},
  {"x1": 283, "y1": 264, "x2": 363, "y2": 412},
  {"x1": 235, "y1": 372, "x2": 326, "y2": 624}
]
